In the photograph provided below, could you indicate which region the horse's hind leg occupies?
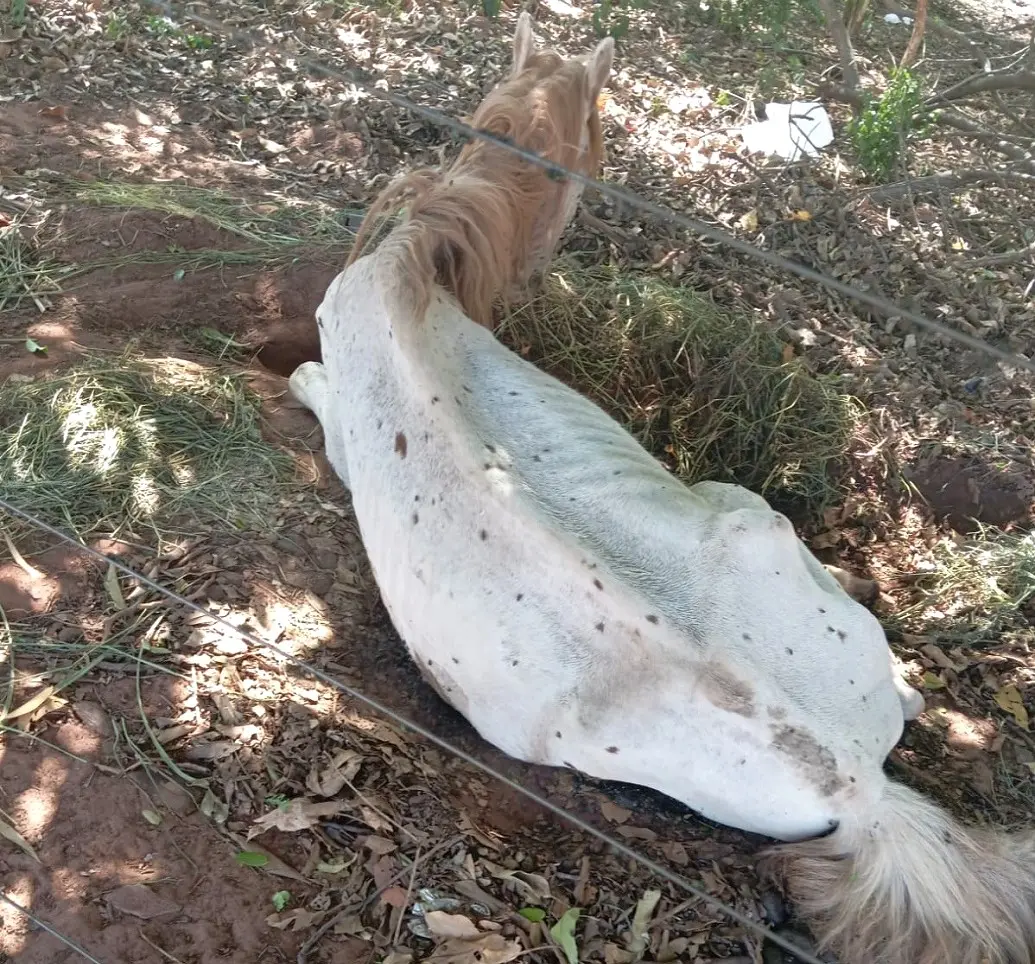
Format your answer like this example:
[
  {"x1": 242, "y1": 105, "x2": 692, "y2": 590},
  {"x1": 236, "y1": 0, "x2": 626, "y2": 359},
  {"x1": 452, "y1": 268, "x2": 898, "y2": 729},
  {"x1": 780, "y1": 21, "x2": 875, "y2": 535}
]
[{"x1": 289, "y1": 361, "x2": 351, "y2": 490}]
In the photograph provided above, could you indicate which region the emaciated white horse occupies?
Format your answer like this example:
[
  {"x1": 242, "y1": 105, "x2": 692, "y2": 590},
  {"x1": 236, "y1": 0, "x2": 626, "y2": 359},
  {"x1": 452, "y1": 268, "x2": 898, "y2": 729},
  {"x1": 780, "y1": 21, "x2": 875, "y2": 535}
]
[{"x1": 290, "y1": 15, "x2": 1035, "y2": 964}]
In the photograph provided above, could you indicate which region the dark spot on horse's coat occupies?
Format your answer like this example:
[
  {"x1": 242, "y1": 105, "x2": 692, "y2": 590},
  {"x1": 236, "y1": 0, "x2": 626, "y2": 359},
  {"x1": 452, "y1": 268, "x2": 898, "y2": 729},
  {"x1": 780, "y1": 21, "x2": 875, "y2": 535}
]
[
  {"x1": 483, "y1": 462, "x2": 492, "y2": 470},
  {"x1": 427, "y1": 658, "x2": 433, "y2": 665},
  {"x1": 646, "y1": 614, "x2": 658, "y2": 624},
  {"x1": 701, "y1": 664, "x2": 756, "y2": 718},
  {"x1": 861, "y1": 695, "x2": 868, "y2": 703},
  {"x1": 593, "y1": 579, "x2": 603, "y2": 591},
  {"x1": 431, "y1": 396, "x2": 440, "y2": 404},
  {"x1": 743, "y1": 633, "x2": 752, "y2": 641},
  {"x1": 509, "y1": 391, "x2": 519, "y2": 396},
  {"x1": 423, "y1": 432, "x2": 430, "y2": 442},
  {"x1": 512, "y1": 659, "x2": 519, "y2": 666},
  {"x1": 414, "y1": 494, "x2": 421, "y2": 502},
  {"x1": 412, "y1": 512, "x2": 419, "y2": 525},
  {"x1": 452, "y1": 657, "x2": 459, "y2": 664},
  {"x1": 532, "y1": 455, "x2": 541, "y2": 462},
  {"x1": 738, "y1": 757, "x2": 746, "y2": 765},
  {"x1": 606, "y1": 746, "x2": 619, "y2": 754},
  {"x1": 837, "y1": 630, "x2": 847, "y2": 642},
  {"x1": 786, "y1": 647, "x2": 794, "y2": 655},
  {"x1": 485, "y1": 443, "x2": 496, "y2": 453},
  {"x1": 377, "y1": 419, "x2": 383, "y2": 429},
  {"x1": 569, "y1": 496, "x2": 576, "y2": 501},
  {"x1": 431, "y1": 497, "x2": 437, "y2": 506},
  {"x1": 479, "y1": 529, "x2": 488, "y2": 541},
  {"x1": 849, "y1": 679, "x2": 855, "y2": 685},
  {"x1": 768, "y1": 705, "x2": 788, "y2": 720},
  {"x1": 462, "y1": 384, "x2": 472, "y2": 393},
  {"x1": 613, "y1": 470, "x2": 621, "y2": 476},
  {"x1": 775, "y1": 570, "x2": 781, "y2": 575},
  {"x1": 595, "y1": 622, "x2": 604, "y2": 632},
  {"x1": 818, "y1": 607, "x2": 826, "y2": 614},
  {"x1": 770, "y1": 723, "x2": 844, "y2": 797},
  {"x1": 827, "y1": 626, "x2": 836, "y2": 634},
  {"x1": 849, "y1": 776, "x2": 856, "y2": 783},
  {"x1": 516, "y1": 593, "x2": 524, "y2": 601},
  {"x1": 555, "y1": 731, "x2": 562, "y2": 738},
  {"x1": 394, "y1": 432, "x2": 408, "y2": 457},
  {"x1": 454, "y1": 396, "x2": 461, "y2": 405}
]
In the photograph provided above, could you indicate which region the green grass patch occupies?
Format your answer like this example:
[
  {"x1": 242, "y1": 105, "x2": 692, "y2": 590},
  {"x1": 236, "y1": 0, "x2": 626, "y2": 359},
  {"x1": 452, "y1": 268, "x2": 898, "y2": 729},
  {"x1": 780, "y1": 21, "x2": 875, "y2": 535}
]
[
  {"x1": 0, "y1": 352, "x2": 292, "y2": 541},
  {"x1": 72, "y1": 180, "x2": 360, "y2": 248},
  {"x1": 499, "y1": 258, "x2": 859, "y2": 516}
]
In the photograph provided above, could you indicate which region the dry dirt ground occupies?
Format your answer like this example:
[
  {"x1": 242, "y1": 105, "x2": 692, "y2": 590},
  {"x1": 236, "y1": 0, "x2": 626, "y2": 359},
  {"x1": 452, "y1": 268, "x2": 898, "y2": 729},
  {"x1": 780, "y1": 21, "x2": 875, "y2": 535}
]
[{"x1": 2, "y1": 0, "x2": 1035, "y2": 963}]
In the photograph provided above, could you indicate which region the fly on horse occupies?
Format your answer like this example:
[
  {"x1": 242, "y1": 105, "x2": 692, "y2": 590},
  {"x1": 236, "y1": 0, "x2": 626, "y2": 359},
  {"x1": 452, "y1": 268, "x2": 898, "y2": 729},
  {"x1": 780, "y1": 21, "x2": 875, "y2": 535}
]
[{"x1": 289, "y1": 15, "x2": 1035, "y2": 964}]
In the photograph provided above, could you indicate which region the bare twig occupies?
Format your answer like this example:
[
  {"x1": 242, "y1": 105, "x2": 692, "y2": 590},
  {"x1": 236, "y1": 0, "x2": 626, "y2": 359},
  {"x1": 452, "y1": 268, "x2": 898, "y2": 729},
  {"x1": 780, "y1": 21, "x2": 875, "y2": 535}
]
[
  {"x1": 900, "y1": 0, "x2": 927, "y2": 68},
  {"x1": 863, "y1": 169, "x2": 1035, "y2": 202},
  {"x1": 927, "y1": 70, "x2": 1035, "y2": 106},
  {"x1": 934, "y1": 109, "x2": 1035, "y2": 171},
  {"x1": 961, "y1": 238, "x2": 1035, "y2": 268},
  {"x1": 817, "y1": 0, "x2": 860, "y2": 90}
]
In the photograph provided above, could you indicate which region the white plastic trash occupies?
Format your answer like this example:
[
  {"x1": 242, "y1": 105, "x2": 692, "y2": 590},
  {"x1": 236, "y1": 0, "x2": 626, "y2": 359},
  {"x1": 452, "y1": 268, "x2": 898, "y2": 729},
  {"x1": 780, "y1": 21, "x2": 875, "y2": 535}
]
[
  {"x1": 740, "y1": 101, "x2": 834, "y2": 162},
  {"x1": 883, "y1": 12, "x2": 915, "y2": 24}
]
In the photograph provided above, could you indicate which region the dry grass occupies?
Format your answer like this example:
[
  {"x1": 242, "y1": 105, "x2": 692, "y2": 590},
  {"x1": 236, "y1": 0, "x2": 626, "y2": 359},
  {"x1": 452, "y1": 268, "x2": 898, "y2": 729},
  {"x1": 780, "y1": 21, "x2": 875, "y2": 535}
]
[
  {"x1": 500, "y1": 257, "x2": 860, "y2": 515},
  {"x1": 894, "y1": 527, "x2": 1035, "y2": 646},
  {"x1": 0, "y1": 352, "x2": 291, "y2": 542},
  {"x1": 0, "y1": 217, "x2": 78, "y2": 312}
]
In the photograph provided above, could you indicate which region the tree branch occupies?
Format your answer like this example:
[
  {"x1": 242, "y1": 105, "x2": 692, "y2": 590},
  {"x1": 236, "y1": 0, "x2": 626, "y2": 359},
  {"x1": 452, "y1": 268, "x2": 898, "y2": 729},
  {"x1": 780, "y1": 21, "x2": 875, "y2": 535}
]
[
  {"x1": 817, "y1": 0, "x2": 860, "y2": 90},
  {"x1": 863, "y1": 168, "x2": 1035, "y2": 203},
  {"x1": 960, "y1": 238, "x2": 1035, "y2": 268},
  {"x1": 926, "y1": 70, "x2": 1035, "y2": 105},
  {"x1": 900, "y1": 0, "x2": 927, "y2": 68}
]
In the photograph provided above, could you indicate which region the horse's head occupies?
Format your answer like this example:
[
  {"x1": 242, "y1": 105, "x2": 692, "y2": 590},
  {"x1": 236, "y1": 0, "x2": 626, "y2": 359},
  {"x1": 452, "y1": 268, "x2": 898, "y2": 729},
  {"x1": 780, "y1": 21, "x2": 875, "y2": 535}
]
[
  {"x1": 349, "y1": 15, "x2": 614, "y2": 328},
  {"x1": 469, "y1": 13, "x2": 614, "y2": 289}
]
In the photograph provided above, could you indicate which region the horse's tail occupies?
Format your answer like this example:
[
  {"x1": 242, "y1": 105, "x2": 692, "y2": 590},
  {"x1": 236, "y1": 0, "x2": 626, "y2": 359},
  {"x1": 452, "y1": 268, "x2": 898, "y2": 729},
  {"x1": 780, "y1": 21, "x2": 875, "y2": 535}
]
[{"x1": 762, "y1": 778, "x2": 1035, "y2": 964}]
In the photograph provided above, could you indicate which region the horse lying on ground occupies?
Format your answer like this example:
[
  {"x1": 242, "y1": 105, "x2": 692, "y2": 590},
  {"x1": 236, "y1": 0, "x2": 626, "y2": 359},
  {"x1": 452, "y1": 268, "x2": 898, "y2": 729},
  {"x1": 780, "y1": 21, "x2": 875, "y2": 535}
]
[{"x1": 289, "y1": 14, "x2": 1035, "y2": 964}]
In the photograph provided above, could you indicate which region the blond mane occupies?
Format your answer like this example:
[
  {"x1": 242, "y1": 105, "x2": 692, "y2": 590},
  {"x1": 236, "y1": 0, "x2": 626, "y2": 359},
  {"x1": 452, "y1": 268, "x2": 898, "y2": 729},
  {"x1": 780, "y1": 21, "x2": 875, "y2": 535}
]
[{"x1": 347, "y1": 19, "x2": 612, "y2": 328}]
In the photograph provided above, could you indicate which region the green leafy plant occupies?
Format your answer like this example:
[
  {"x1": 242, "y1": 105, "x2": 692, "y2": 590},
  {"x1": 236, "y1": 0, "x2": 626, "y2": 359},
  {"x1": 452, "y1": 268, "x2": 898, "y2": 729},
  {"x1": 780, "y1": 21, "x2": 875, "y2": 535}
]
[
  {"x1": 592, "y1": 0, "x2": 630, "y2": 39},
  {"x1": 480, "y1": 0, "x2": 502, "y2": 15},
  {"x1": 850, "y1": 67, "x2": 928, "y2": 181},
  {"x1": 272, "y1": 890, "x2": 292, "y2": 911}
]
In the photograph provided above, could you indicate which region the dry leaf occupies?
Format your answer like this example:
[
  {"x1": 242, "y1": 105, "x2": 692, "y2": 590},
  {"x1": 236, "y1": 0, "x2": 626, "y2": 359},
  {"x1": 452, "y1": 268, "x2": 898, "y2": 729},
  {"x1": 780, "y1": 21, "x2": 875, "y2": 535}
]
[
  {"x1": 482, "y1": 860, "x2": 551, "y2": 901},
  {"x1": 626, "y1": 888, "x2": 661, "y2": 955},
  {"x1": 599, "y1": 800, "x2": 632, "y2": 824},
  {"x1": 781, "y1": 342, "x2": 795, "y2": 363},
  {"x1": 250, "y1": 798, "x2": 344, "y2": 836},
  {"x1": 426, "y1": 934, "x2": 522, "y2": 964},
  {"x1": 738, "y1": 209, "x2": 759, "y2": 232},
  {"x1": 616, "y1": 825, "x2": 657, "y2": 842},
  {"x1": 790, "y1": 209, "x2": 812, "y2": 221},
  {"x1": 361, "y1": 834, "x2": 398, "y2": 856},
  {"x1": 426, "y1": 911, "x2": 482, "y2": 940},
  {"x1": 306, "y1": 748, "x2": 362, "y2": 796},
  {"x1": 38, "y1": 105, "x2": 68, "y2": 120},
  {"x1": 380, "y1": 886, "x2": 410, "y2": 909},
  {"x1": 994, "y1": 685, "x2": 1029, "y2": 729},
  {"x1": 922, "y1": 672, "x2": 946, "y2": 691},
  {"x1": 660, "y1": 841, "x2": 689, "y2": 866},
  {"x1": 267, "y1": 908, "x2": 321, "y2": 931},
  {"x1": 0, "y1": 815, "x2": 39, "y2": 861}
]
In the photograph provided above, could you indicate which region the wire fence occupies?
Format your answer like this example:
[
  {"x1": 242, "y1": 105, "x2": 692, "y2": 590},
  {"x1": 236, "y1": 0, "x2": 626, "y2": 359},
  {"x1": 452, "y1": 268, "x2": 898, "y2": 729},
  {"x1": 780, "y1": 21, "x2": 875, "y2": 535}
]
[
  {"x1": 154, "y1": 0, "x2": 1035, "y2": 375},
  {"x1": 1, "y1": 2, "x2": 1031, "y2": 962}
]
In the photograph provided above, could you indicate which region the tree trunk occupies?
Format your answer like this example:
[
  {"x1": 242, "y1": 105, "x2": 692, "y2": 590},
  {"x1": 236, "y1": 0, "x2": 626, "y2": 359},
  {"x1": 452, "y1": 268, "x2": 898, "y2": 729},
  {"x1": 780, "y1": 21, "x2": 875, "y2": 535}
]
[{"x1": 901, "y1": 0, "x2": 929, "y2": 68}]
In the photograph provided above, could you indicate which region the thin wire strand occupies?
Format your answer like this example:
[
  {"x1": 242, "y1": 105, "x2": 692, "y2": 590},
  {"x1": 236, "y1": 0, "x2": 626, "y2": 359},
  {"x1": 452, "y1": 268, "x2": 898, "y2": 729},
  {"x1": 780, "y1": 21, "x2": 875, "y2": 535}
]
[
  {"x1": 0, "y1": 891, "x2": 108, "y2": 964},
  {"x1": 147, "y1": 0, "x2": 1035, "y2": 375},
  {"x1": 0, "y1": 497, "x2": 826, "y2": 964}
]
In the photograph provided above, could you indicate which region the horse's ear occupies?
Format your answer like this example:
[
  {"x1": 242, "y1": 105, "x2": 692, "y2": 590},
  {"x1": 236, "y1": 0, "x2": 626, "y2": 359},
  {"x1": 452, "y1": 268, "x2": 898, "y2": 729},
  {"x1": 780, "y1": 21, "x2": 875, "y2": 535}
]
[
  {"x1": 584, "y1": 36, "x2": 614, "y2": 105},
  {"x1": 511, "y1": 11, "x2": 536, "y2": 76}
]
